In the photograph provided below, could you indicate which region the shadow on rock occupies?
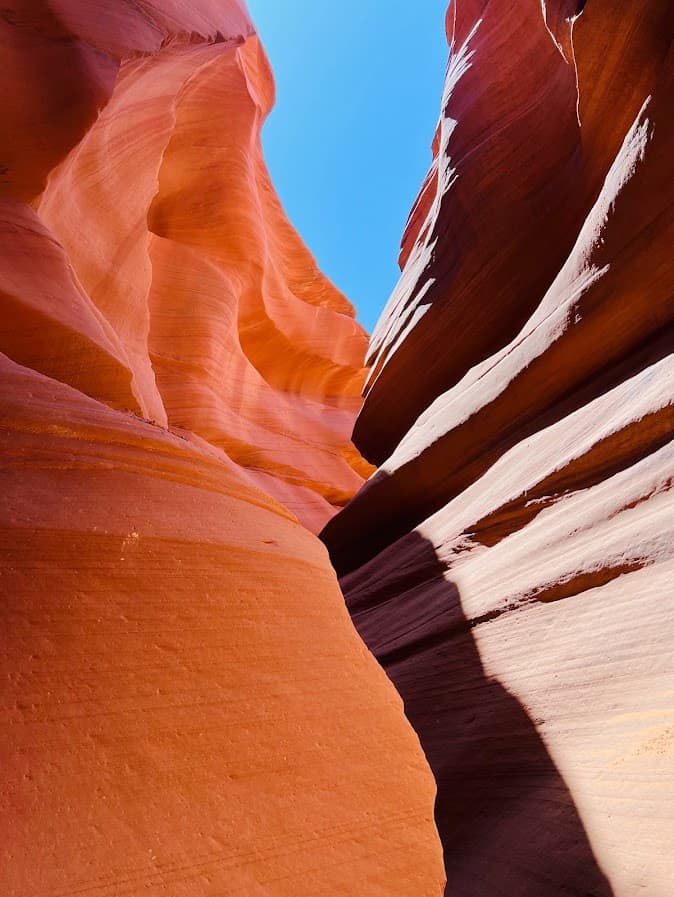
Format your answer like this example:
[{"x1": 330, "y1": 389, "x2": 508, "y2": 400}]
[{"x1": 334, "y1": 528, "x2": 613, "y2": 897}]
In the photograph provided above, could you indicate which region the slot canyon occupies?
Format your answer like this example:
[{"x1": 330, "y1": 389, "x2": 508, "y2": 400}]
[{"x1": 1, "y1": 1, "x2": 672, "y2": 896}]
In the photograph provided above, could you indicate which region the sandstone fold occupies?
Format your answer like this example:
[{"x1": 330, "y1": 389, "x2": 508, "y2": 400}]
[
  {"x1": 0, "y1": 3, "x2": 443, "y2": 896},
  {"x1": 323, "y1": 2, "x2": 674, "y2": 895},
  {"x1": 2, "y1": 0, "x2": 374, "y2": 534}
]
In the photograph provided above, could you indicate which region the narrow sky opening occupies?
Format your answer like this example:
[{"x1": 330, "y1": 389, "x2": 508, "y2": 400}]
[{"x1": 246, "y1": 2, "x2": 448, "y2": 332}]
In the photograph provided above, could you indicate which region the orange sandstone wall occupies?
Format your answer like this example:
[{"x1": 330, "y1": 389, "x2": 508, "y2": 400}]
[
  {"x1": 1, "y1": 0, "x2": 372, "y2": 535},
  {"x1": 324, "y1": 1, "x2": 674, "y2": 895},
  {"x1": 0, "y1": 3, "x2": 443, "y2": 896}
]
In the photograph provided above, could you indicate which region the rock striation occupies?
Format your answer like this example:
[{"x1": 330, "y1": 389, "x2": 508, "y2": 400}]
[
  {"x1": 1, "y1": 0, "x2": 373, "y2": 535},
  {"x1": 323, "y1": 1, "x2": 674, "y2": 895},
  {"x1": 0, "y1": 3, "x2": 442, "y2": 896}
]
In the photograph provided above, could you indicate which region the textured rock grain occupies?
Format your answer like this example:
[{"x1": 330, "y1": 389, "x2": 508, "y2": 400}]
[
  {"x1": 0, "y1": 3, "x2": 442, "y2": 896},
  {"x1": 323, "y1": 1, "x2": 674, "y2": 895}
]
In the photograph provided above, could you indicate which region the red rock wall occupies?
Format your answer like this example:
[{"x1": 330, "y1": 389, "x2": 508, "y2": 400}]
[
  {"x1": 0, "y1": 3, "x2": 443, "y2": 895},
  {"x1": 323, "y1": 1, "x2": 674, "y2": 894},
  {"x1": 1, "y1": 0, "x2": 373, "y2": 535}
]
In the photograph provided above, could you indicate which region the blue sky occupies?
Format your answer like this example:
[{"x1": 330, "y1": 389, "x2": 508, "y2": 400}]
[{"x1": 246, "y1": 2, "x2": 449, "y2": 332}]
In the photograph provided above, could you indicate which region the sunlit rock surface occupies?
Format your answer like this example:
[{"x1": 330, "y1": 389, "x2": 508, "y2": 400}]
[
  {"x1": 1, "y1": 0, "x2": 373, "y2": 533},
  {"x1": 323, "y1": 1, "x2": 674, "y2": 894},
  {"x1": 0, "y1": 3, "x2": 443, "y2": 896}
]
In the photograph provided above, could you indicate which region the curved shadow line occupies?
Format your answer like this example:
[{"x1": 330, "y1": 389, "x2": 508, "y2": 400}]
[{"x1": 335, "y1": 527, "x2": 614, "y2": 897}]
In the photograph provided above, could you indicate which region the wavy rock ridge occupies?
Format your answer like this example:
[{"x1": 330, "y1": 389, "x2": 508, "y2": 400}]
[
  {"x1": 0, "y1": 3, "x2": 443, "y2": 896},
  {"x1": 324, "y1": 1, "x2": 674, "y2": 895},
  {"x1": 1, "y1": 0, "x2": 373, "y2": 534}
]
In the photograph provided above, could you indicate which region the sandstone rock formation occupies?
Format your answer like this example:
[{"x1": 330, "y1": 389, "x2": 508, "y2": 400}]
[
  {"x1": 1, "y1": 0, "x2": 373, "y2": 535},
  {"x1": 0, "y1": 3, "x2": 442, "y2": 895},
  {"x1": 323, "y1": 1, "x2": 674, "y2": 894}
]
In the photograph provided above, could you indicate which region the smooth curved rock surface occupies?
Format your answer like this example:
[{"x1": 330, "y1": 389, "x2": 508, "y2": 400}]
[
  {"x1": 0, "y1": 4, "x2": 443, "y2": 896},
  {"x1": 2, "y1": 0, "x2": 373, "y2": 534},
  {"x1": 1, "y1": 355, "x2": 442, "y2": 897},
  {"x1": 324, "y1": 1, "x2": 674, "y2": 894}
]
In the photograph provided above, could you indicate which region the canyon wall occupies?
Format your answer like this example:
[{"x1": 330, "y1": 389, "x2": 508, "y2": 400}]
[
  {"x1": 0, "y1": 3, "x2": 443, "y2": 895},
  {"x1": 1, "y1": 0, "x2": 373, "y2": 535},
  {"x1": 323, "y1": 1, "x2": 674, "y2": 895}
]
